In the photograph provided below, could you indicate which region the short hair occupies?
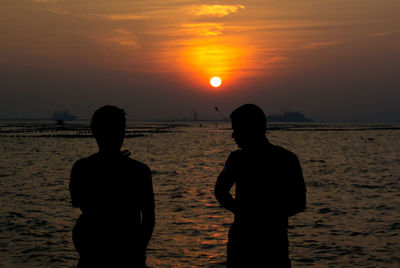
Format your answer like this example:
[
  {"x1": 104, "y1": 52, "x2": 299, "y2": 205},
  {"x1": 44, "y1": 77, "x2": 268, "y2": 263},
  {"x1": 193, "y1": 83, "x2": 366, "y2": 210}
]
[
  {"x1": 230, "y1": 104, "x2": 267, "y2": 132},
  {"x1": 91, "y1": 105, "x2": 126, "y2": 136}
]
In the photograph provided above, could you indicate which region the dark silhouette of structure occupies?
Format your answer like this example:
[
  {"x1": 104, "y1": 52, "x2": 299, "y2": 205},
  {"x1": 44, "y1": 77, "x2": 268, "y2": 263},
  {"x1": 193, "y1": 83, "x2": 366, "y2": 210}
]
[
  {"x1": 267, "y1": 111, "x2": 313, "y2": 122},
  {"x1": 214, "y1": 104, "x2": 306, "y2": 267},
  {"x1": 52, "y1": 110, "x2": 77, "y2": 124},
  {"x1": 69, "y1": 105, "x2": 155, "y2": 267}
]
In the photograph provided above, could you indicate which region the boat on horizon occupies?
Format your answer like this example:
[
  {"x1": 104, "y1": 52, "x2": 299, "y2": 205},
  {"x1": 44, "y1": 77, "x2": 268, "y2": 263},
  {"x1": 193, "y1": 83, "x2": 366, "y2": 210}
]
[{"x1": 52, "y1": 110, "x2": 77, "y2": 124}]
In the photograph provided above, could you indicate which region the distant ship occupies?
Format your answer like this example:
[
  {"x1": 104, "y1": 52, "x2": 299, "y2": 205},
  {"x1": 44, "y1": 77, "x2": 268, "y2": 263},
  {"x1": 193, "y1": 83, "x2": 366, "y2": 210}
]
[
  {"x1": 52, "y1": 110, "x2": 77, "y2": 124},
  {"x1": 267, "y1": 112, "x2": 313, "y2": 122}
]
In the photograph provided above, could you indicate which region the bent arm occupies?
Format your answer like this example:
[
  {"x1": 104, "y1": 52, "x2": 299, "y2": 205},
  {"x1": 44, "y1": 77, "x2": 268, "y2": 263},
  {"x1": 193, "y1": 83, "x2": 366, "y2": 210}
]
[
  {"x1": 287, "y1": 154, "x2": 306, "y2": 217},
  {"x1": 214, "y1": 166, "x2": 236, "y2": 213},
  {"x1": 69, "y1": 160, "x2": 83, "y2": 208},
  {"x1": 141, "y1": 205, "x2": 155, "y2": 249},
  {"x1": 141, "y1": 167, "x2": 156, "y2": 249},
  {"x1": 287, "y1": 190, "x2": 306, "y2": 217}
]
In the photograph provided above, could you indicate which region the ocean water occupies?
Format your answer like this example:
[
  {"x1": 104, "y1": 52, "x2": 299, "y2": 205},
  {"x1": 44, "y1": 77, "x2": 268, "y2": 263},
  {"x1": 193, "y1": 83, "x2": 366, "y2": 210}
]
[{"x1": 0, "y1": 121, "x2": 399, "y2": 267}]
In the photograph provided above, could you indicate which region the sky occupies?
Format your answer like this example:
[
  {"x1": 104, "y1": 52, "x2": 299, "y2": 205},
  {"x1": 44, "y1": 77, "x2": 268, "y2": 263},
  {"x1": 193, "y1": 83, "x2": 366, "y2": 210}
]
[{"x1": 1, "y1": 0, "x2": 399, "y2": 121}]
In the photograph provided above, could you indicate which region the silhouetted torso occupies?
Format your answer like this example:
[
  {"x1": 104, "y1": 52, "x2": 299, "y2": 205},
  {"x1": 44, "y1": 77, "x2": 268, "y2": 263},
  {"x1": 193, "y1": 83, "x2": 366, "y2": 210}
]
[
  {"x1": 216, "y1": 141, "x2": 306, "y2": 267},
  {"x1": 70, "y1": 152, "x2": 154, "y2": 267},
  {"x1": 229, "y1": 142, "x2": 304, "y2": 225}
]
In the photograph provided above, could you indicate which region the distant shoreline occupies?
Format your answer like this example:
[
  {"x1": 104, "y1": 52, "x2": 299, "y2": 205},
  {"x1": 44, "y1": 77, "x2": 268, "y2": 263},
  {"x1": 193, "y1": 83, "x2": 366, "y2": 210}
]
[
  {"x1": 1, "y1": 118, "x2": 400, "y2": 124},
  {"x1": 1, "y1": 121, "x2": 400, "y2": 140}
]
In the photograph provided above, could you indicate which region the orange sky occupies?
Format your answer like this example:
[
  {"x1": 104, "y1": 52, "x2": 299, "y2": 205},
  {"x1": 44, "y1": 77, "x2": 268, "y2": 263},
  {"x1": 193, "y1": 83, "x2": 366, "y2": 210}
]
[{"x1": 1, "y1": 0, "x2": 400, "y2": 120}]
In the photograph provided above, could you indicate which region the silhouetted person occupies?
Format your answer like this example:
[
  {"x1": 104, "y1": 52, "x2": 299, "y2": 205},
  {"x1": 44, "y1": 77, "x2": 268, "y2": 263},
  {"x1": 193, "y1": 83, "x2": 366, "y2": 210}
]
[
  {"x1": 214, "y1": 104, "x2": 306, "y2": 267},
  {"x1": 69, "y1": 105, "x2": 155, "y2": 267}
]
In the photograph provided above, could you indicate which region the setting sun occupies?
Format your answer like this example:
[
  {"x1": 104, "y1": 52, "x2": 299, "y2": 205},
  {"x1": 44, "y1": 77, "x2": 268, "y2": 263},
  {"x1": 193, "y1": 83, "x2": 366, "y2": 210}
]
[{"x1": 210, "y1": 76, "x2": 222, "y2": 87}]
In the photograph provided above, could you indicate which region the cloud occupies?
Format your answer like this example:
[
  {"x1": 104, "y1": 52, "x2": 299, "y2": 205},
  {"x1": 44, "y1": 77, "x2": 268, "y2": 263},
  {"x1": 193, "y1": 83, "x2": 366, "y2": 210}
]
[
  {"x1": 262, "y1": 56, "x2": 289, "y2": 65},
  {"x1": 302, "y1": 40, "x2": 342, "y2": 49},
  {"x1": 89, "y1": 14, "x2": 151, "y2": 21},
  {"x1": 84, "y1": 5, "x2": 246, "y2": 22},
  {"x1": 32, "y1": 0, "x2": 59, "y2": 3},
  {"x1": 191, "y1": 5, "x2": 245, "y2": 17},
  {"x1": 181, "y1": 23, "x2": 224, "y2": 37},
  {"x1": 369, "y1": 31, "x2": 400, "y2": 38},
  {"x1": 47, "y1": 7, "x2": 70, "y2": 15},
  {"x1": 108, "y1": 29, "x2": 141, "y2": 48}
]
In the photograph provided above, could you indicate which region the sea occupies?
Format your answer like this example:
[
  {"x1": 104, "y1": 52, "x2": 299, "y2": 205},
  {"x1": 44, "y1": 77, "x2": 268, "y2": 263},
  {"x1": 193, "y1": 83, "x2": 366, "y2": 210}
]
[{"x1": 0, "y1": 121, "x2": 399, "y2": 268}]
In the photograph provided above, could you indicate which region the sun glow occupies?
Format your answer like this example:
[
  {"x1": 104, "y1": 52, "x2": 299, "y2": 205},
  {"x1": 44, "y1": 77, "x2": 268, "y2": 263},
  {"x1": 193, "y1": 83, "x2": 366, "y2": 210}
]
[
  {"x1": 210, "y1": 76, "x2": 222, "y2": 87},
  {"x1": 181, "y1": 40, "x2": 249, "y2": 89}
]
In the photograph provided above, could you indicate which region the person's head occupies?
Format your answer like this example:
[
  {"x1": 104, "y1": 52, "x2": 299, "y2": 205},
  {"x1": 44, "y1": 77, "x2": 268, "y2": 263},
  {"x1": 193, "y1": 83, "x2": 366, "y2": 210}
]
[
  {"x1": 91, "y1": 105, "x2": 126, "y2": 152},
  {"x1": 230, "y1": 104, "x2": 267, "y2": 148}
]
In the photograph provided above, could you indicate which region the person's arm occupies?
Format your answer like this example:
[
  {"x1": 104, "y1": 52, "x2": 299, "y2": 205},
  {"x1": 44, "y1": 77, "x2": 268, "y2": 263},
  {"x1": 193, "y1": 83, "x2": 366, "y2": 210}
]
[
  {"x1": 286, "y1": 153, "x2": 306, "y2": 217},
  {"x1": 214, "y1": 154, "x2": 237, "y2": 213},
  {"x1": 69, "y1": 159, "x2": 84, "y2": 208},
  {"x1": 141, "y1": 167, "x2": 155, "y2": 250}
]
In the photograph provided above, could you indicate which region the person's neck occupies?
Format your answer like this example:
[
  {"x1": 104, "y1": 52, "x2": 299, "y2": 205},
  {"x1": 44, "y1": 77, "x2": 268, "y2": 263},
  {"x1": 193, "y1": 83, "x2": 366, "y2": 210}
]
[
  {"x1": 243, "y1": 136, "x2": 269, "y2": 150},
  {"x1": 99, "y1": 147, "x2": 121, "y2": 155}
]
